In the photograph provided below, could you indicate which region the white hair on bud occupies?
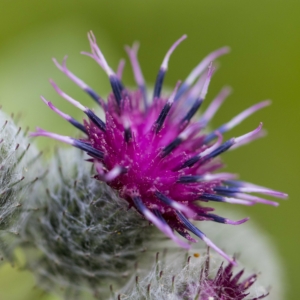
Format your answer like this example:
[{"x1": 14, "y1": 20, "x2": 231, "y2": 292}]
[{"x1": 0, "y1": 110, "x2": 42, "y2": 261}]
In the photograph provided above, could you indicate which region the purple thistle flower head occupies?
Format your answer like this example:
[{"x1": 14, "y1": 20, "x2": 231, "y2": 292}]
[
  {"x1": 31, "y1": 31, "x2": 287, "y2": 264},
  {"x1": 181, "y1": 250, "x2": 269, "y2": 300}
]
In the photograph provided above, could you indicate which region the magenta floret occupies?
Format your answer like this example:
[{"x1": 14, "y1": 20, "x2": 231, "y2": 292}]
[
  {"x1": 31, "y1": 32, "x2": 287, "y2": 264},
  {"x1": 182, "y1": 253, "x2": 269, "y2": 300}
]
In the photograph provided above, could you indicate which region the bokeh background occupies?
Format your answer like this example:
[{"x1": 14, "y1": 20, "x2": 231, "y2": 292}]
[{"x1": 0, "y1": 0, "x2": 299, "y2": 299}]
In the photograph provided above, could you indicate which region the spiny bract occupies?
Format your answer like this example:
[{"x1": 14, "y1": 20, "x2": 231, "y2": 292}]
[{"x1": 32, "y1": 32, "x2": 287, "y2": 264}]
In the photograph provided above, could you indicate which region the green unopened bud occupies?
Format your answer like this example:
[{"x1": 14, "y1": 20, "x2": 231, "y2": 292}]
[
  {"x1": 0, "y1": 110, "x2": 41, "y2": 261},
  {"x1": 18, "y1": 148, "x2": 156, "y2": 299}
]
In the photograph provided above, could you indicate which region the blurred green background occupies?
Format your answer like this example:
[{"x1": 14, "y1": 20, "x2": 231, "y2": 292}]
[{"x1": 0, "y1": 0, "x2": 299, "y2": 299}]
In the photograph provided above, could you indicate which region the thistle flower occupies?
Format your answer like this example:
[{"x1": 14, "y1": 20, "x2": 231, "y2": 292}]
[
  {"x1": 31, "y1": 32, "x2": 287, "y2": 264},
  {"x1": 18, "y1": 148, "x2": 155, "y2": 298},
  {"x1": 119, "y1": 249, "x2": 269, "y2": 300}
]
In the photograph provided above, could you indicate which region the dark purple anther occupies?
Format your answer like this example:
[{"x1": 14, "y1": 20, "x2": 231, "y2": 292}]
[
  {"x1": 124, "y1": 127, "x2": 132, "y2": 142},
  {"x1": 73, "y1": 140, "x2": 104, "y2": 159},
  {"x1": 153, "y1": 69, "x2": 165, "y2": 100},
  {"x1": 84, "y1": 87, "x2": 105, "y2": 107},
  {"x1": 69, "y1": 118, "x2": 88, "y2": 134},
  {"x1": 181, "y1": 98, "x2": 203, "y2": 124},
  {"x1": 177, "y1": 175, "x2": 203, "y2": 183},
  {"x1": 110, "y1": 76, "x2": 123, "y2": 106},
  {"x1": 162, "y1": 137, "x2": 183, "y2": 157},
  {"x1": 85, "y1": 109, "x2": 106, "y2": 131},
  {"x1": 154, "y1": 101, "x2": 172, "y2": 133},
  {"x1": 201, "y1": 139, "x2": 235, "y2": 162}
]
